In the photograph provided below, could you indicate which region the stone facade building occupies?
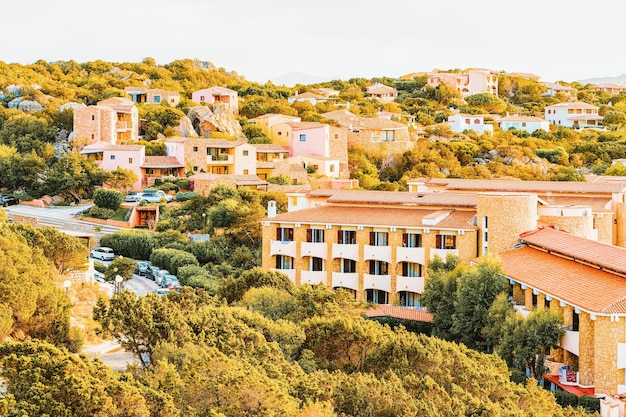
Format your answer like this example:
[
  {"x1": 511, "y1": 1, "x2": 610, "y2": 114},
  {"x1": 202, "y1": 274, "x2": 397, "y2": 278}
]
[{"x1": 73, "y1": 97, "x2": 138, "y2": 144}]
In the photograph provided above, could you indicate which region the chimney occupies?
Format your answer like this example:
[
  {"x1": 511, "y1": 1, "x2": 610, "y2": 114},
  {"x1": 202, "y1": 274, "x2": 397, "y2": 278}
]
[{"x1": 267, "y1": 200, "x2": 277, "y2": 218}]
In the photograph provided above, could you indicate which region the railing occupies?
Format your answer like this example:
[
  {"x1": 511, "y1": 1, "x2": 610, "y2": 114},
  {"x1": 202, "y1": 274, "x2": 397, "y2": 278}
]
[
  {"x1": 363, "y1": 273, "x2": 392, "y2": 293},
  {"x1": 560, "y1": 329, "x2": 579, "y2": 356},
  {"x1": 396, "y1": 276, "x2": 425, "y2": 294},
  {"x1": 272, "y1": 268, "x2": 295, "y2": 284},
  {"x1": 270, "y1": 240, "x2": 297, "y2": 258},
  {"x1": 396, "y1": 247, "x2": 426, "y2": 265},
  {"x1": 331, "y1": 272, "x2": 358, "y2": 291},
  {"x1": 430, "y1": 248, "x2": 459, "y2": 261},
  {"x1": 331, "y1": 243, "x2": 359, "y2": 261},
  {"x1": 363, "y1": 245, "x2": 392, "y2": 263},
  {"x1": 301, "y1": 270, "x2": 327, "y2": 286},
  {"x1": 301, "y1": 242, "x2": 327, "y2": 259},
  {"x1": 116, "y1": 121, "x2": 131, "y2": 129}
]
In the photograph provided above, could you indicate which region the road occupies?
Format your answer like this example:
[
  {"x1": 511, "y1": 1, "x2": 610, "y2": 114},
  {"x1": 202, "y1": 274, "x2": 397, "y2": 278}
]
[{"x1": 3, "y1": 204, "x2": 121, "y2": 235}]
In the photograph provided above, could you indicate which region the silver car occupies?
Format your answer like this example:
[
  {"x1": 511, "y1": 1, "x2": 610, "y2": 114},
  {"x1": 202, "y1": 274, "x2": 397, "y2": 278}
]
[{"x1": 90, "y1": 247, "x2": 115, "y2": 261}]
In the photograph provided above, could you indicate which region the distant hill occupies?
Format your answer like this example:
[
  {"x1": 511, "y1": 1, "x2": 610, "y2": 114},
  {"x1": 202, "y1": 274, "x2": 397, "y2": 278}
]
[
  {"x1": 269, "y1": 72, "x2": 340, "y2": 87},
  {"x1": 578, "y1": 73, "x2": 626, "y2": 85}
]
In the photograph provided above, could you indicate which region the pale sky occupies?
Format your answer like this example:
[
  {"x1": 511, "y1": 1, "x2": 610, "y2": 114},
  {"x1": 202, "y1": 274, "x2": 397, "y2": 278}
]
[{"x1": 3, "y1": 0, "x2": 625, "y2": 85}]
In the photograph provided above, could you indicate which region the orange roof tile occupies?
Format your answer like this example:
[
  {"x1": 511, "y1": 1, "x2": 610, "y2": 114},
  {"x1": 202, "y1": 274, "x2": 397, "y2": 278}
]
[
  {"x1": 265, "y1": 205, "x2": 477, "y2": 229},
  {"x1": 327, "y1": 190, "x2": 477, "y2": 208},
  {"x1": 499, "y1": 246, "x2": 626, "y2": 314},
  {"x1": 365, "y1": 305, "x2": 433, "y2": 322},
  {"x1": 141, "y1": 156, "x2": 184, "y2": 168},
  {"x1": 420, "y1": 178, "x2": 626, "y2": 194},
  {"x1": 519, "y1": 227, "x2": 626, "y2": 275}
]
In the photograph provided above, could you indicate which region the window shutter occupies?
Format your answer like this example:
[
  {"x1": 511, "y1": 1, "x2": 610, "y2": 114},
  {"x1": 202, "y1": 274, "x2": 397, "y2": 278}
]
[
  {"x1": 337, "y1": 230, "x2": 343, "y2": 244},
  {"x1": 306, "y1": 229, "x2": 312, "y2": 242},
  {"x1": 369, "y1": 232, "x2": 375, "y2": 246},
  {"x1": 275, "y1": 256, "x2": 281, "y2": 269},
  {"x1": 436, "y1": 234, "x2": 442, "y2": 249},
  {"x1": 402, "y1": 233, "x2": 408, "y2": 247}
]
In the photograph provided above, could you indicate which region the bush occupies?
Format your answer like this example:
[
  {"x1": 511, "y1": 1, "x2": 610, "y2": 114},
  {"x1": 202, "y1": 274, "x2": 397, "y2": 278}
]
[
  {"x1": 93, "y1": 188, "x2": 123, "y2": 210},
  {"x1": 578, "y1": 395, "x2": 600, "y2": 413},
  {"x1": 93, "y1": 261, "x2": 106, "y2": 273},
  {"x1": 150, "y1": 247, "x2": 199, "y2": 276},
  {"x1": 553, "y1": 390, "x2": 578, "y2": 409},
  {"x1": 99, "y1": 230, "x2": 156, "y2": 260},
  {"x1": 175, "y1": 178, "x2": 191, "y2": 191},
  {"x1": 267, "y1": 174, "x2": 292, "y2": 185},
  {"x1": 88, "y1": 206, "x2": 115, "y2": 219},
  {"x1": 175, "y1": 191, "x2": 199, "y2": 202}
]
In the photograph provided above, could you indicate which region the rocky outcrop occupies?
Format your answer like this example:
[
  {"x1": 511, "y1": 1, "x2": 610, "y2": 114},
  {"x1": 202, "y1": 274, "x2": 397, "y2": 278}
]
[
  {"x1": 8, "y1": 97, "x2": 44, "y2": 112},
  {"x1": 187, "y1": 104, "x2": 245, "y2": 140},
  {"x1": 174, "y1": 116, "x2": 199, "y2": 138},
  {"x1": 58, "y1": 102, "x2": 86, "y2": 112}
]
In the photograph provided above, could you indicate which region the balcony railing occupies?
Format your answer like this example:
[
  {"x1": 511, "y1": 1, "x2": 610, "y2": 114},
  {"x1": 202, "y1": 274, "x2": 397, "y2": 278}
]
[
  {"x1": 332, "y1": 243, "x2": 359, "y2": 261},
  {"x1": 363, "y1": 245, "x2": 392, "y2": 263},
  {"x1": 430, "y1": 248, "x2": 459, "y2": 261},
  {"x1": 272, "y1": 268, "x2": 295, "y2": 284},
  {"x1": 301, "y1": 270, "x2": 327, "y2": 286},
  {"x1": 396, "y1": 276, "x2": 425, "y2": 294},
  {"x1": 207, "y1": 155, "x2": 232, "y2": 163},
  {"x1": 331, "y1": 272, "x2": 358, "y2": 291},
  {"x1": 363, "y1": 273, "x2": 392, "y2": 293},
  {"x1": 560, "y1": 329, "x2": 579, "y2": 356},
  {"x1": 301, "y1": 242, "x2": 327, "y2": 260},
  {"x1": 396, "y1": 247, "x2": 426, "y2": 265},
  {"x1": 270, "y1": 240, "x2": 296, "y2": 258},
  {"x1": 116, "y1": 121, "x2": 131, "y2": 129}
]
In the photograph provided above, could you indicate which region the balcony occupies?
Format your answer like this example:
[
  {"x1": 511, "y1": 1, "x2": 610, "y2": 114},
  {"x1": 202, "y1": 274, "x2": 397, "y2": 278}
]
[
  {"x1": 331, "y1": 272, "x2": 358, "y2": 291},
  {"x1": 207, "y1": 155, "x2": 232, "y2": 164},
  {"x1": 301, "y1": 242, "x2": 327, "y2": 260},
  {"x1": 116, "y1": 121, "x2": 131, "y2": 130},
  {"x1": 332, "y1": 243, "x2": 359, "y2": 261},
  {"x1": 363, "y1": 274, "x2": 392, "y2": 293},
  {"x1": 430, "y1": 248, "x2": 459, "y2": 261},
  {"x1": 272, "y1": 268, "x2": 295, "y2": 284},
  {"x1": 301, "y1": 270, "x2": 327, "y2": 286},
  {"x1": 396, "y1": 276, "x2": 425, "y2": 294},
  {"x1": 270, "y1": 240, "x2": 296, "y2": 258},
  {"x1": 560, "y1": 329, "x2": 579, "y2": 356},
  {"x1": 396, "y1": 247, "x2": 426, "y2": 265},
  {"x1": 363, "y1": 245, "x2": 392, "y2": 263}
]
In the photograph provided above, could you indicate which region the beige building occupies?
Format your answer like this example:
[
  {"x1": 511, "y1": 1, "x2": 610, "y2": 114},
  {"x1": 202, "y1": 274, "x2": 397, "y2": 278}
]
[
  {"x1": 73, "y1": 97, "x2": 139, "y2": 144},
  {"x1": 165, "y1": 137, "x2": 257, "y2": 176},
  {"x1": 427, "y1": 68, "x2": 498, "y2": 97},
  {"x1": 124, "y1": 86, "x2": 181, "y2": 106},
  {"x1": 189, "y1": 173, "x2": 268, "y2": 195},
  {"x1": 247, "y1": 113, "x2": 302, "y2": 143}
]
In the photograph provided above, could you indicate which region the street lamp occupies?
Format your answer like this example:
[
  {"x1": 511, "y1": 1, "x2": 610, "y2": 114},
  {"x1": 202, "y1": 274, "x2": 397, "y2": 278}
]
[
  {"x1": 63, "y1": 280, "x2": 71, "y2": 295},
  {"x1": 202, "y1": 212, "x2": 207, "y2": 230},
  {"x1": 115, "y1": 275, "x2": 124, "y2": 294}
]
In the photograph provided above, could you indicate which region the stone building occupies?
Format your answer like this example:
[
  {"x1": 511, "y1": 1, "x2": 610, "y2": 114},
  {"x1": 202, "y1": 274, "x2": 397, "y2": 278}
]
[{"x1": 73, "y1": 97, "x2": 138, "y2": 144}]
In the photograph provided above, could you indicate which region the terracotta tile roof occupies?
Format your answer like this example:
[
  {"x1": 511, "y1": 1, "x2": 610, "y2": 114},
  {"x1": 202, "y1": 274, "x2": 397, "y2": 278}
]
[
  {"x1": 567, "y1": 114, "x2": 604, "y2": 121},
  {"x1": 253, "y1": 144, "x2": 288, "y2": 152},
  {"x1": 165, "y1": 137, "x2": 190, "y2": 143},
  {"x1": 327, "y1": 190, "x2": 477, "y2": 208},
  {"x1": 497, "y1": 115, "x2": 547, "y2": 123},
  {"x1": 546, "y1": 102, "x2": 598, "y2": 110},
  {"x1": 499, "y1": 246, "x2": 626, "y2": 314},
  {"x1": 196, "y1": 86, "x2": 236, "y2": 95},
  {"x1": 365, "y1": 305, "x2": 433, "y2": 322},
  {"x1": 285, "y1": 122, "x2": 327, "y2": 130},
  {"x1": 323, "y1": 110, "x2": 406, "y2": 130},
  {"x1": 81, "y1": 142, "x2": 143, "y2": 153},
  {"x1": 97, "y1": 97, "x2": 136, "y2": 112},
  {"x1": 141, "y1": 156, "x2": 184, "y2": 168},
  {"x1": 420, "y1": 178, "x2": 626, "y2": 194},
  {"x1": 289, "y1": 91, "x2": 328, "y2": 100},
  {"x1": 202, "y1": 139, "x2": 246, "y2": 148},
  {"x1": 540, "y1": 196, "x2": 612, "y2": 213},
  {"x1": 265, "y1": 205, "x2": 477, "y2": 230},
  {"x1": 249, "y1": 113, "x2": 300, "y2": 120},
  {"x1": 519, "y1": 227, "x2": 626, "y2": 275}
]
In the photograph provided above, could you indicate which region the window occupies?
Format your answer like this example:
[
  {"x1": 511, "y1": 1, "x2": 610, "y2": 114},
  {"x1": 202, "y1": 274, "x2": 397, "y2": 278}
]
[
  {"x1": 398, "y1": 291, "x2": 421, "y2": 307},
  {"x1": 278, "y1": 131, "x2": 282, "y2": 136},
  {"x1": 465, "y1": 118, "x2": 470, "y2": 124},
  {"x1": 193, "y1": 146, "x2": 198, "y2": 152},
  {"x1": 129, "y1": 158, "x2": 133, "y2": 164},
  {"x1": 193, "y1": 166, "x2": 198, "y2": 172},
  {"x1": 572, "y1": 311, "x2": 580, "y2": 331},
  {"x1": 200, "y1": 95, "x2": 205, "y2": 102},
  {"x1": 381, "y1": 130, "x2": 395, "y2": 141},
  {"x1": 310, "y1": 257, "x2": 324, "y2": 271},
  {"x1": 401, "y1": 262, "x2": 422, "y2": 277},
  {"x1": 474, "y1": 119, "x2": 480, "y2": 124},
  {"x1": 435, "y1": 234, "x2": 456, "y2": 249},
  {"x1": 337, "y1": 230, "x2": 356, "y2": 244},
  {"x1": 110, "y1": 155, "x2": 116, "y2": 160},
  {"x1": 329, "y1": 165, "x2": 335, "y2": 172},
  {"x1": 369, "y1": 231, "x2": 388, "y2": 246},
  {"x1": 369, "y1": 260, "x2": 388, "y2": 275},
  {"x1": 243, "y1": 169, "x2": 249, "y2": 175},
  {"x1": 334, "y1": 133, "x2": 339, "y2": 139},
  {"x1": 341, "y1": 259, "x2": 356, "y2": 273},
  {"x1": 299, "y1": 134, "x2": 307, "y2": 142},
  {"x1": 243, "y1": 150, "x2": 249, "y2": 156},
  {"x1": 402, "y1": 233, "x2": 422, "y2": 248},
  {"x1": 153, "y1": 95, "x2": 161, "y2": 103},
  {"x1": 290, "y1": 196, "x2": 297, "y2": 206},
  {"x1": 522, "y1": 122, "x2": 527, "y2": 127},
  {"x1": 366, "y1": 289, "x2": 388, "y2": 304},
  {"x1": 91, "y1": 134, "x2": 95, "y2": 140},
  {"x1": 276, "y1": 227, "x2": 294, "y2": 242},
  {"x1": 307, "y1": 228, "x2": 325, "y2": 243},
  {"x1": 275, "y1": 255, "x2": 293, "y2": 269},
  {"x1": 91, "y1": 115, "x2": 95, "y2": 121}
]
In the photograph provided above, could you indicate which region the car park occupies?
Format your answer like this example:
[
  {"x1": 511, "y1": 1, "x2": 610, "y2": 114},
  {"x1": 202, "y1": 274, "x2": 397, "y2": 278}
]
[
  {"x1": 134, "y1": 261, "x2": 151, "y2": 276},
  {"x1": 90, "y1": 247, "x2": 115, "y2": 261},
  {"x1": 163, "y1": 274, "x2": 179, "y2": 289},
  {"x1": 155, "y1": 269, "x2": 169, "y2": 287},
  {"x1": 0, "y1": 196, "x2": 19, "y2": 207},
  {"x1": 148, "y1": 266, "x2": 160, "y2": 281},
  {"x1": 125, "y1": 191, "x2": 142, "y2": 202}
]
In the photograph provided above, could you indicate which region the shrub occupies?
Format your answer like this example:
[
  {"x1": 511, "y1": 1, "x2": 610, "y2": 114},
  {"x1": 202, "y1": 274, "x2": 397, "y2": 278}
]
[
  {"x1": 93, "y1": 261, "x2": 106, "y2": 273},
  {"x1": 175, "y1": 191, "x2": 199, "y2": 202},
  {"x1": 88, "y1": 206, "x2": 114, "y2": 219},
  {"x1": 553, "y1": 390, "x2": 578, "y2": 409},
  {"x1": 150, "y1": 247, "x2": 199, "y2": 276},
  {"x1": 175, "y1": 178, "x2": 191, "y2": 191},
  {"x1": 578, "y1": 395, "x2": 600, "y2": 413},
  {"x1": 93, "y1": 188, "x2": 123, "y2": 210},
  {"x1": 99, "y1": 230, "x2": 155, "y2": 260},
  {"x1": 267, "y1": 174, "x2": 292, "y2": 185}
]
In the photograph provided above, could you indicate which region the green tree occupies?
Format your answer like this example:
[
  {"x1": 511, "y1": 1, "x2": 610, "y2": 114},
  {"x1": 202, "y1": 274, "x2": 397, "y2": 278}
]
[
  {"x1": 107, "y1": 166, "x2": 139, "y2": 191},
  {"x1": 93, "y1": 187, "x2": 124, "y2": 210},
  {"x1": 105, "y1": 256, "x2": 137, "y2": 282}
]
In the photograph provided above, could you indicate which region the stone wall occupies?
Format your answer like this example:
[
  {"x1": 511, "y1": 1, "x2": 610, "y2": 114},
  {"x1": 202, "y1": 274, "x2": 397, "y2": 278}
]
[{"x1": 593, "y1": 316, "x2": 625, "y2": 393}]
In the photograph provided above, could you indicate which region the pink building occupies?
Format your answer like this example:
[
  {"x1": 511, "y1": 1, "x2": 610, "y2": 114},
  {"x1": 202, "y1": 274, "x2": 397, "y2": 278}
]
[
  {"x1": 272, "y1": 122, "x2": 330, "y2": 157},
  {"x1": 73, "y1": 98, "x2": 138, "y2": 145},
  {"x1": 366, "y1": 83, "x2": 398, "y2": 102},
  {"x1": 80, "y1": 143, "x2": 145, "y2": 190},
  {"x1": 191, "y1": 87, "x2": 239, "y2": 114}
]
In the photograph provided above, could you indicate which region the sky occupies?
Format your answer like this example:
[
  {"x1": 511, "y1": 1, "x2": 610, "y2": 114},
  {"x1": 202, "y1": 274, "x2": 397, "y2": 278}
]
[{"x1": 3, "y1": 0, "x2": 626, "y2": 85}]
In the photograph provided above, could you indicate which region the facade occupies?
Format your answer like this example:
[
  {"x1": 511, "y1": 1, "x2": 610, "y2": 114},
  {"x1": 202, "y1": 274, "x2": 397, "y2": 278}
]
[
  {"x1": 366, "y1": 83, "x2": 398, "y2": 102},
  {"x1": 448, "y1": 112, "x2": 494, "y2": 135},
  {"x1": 589, "y1": 83, "x2": 626, "y2": 95},
  {"x1": 272, "y1": 122, "x2": 329, "y2": 155},
  {"x1": 73, "y1": 97, "x2": 139, "y2": 144},
  {"x1": 80, "y1": 143, "x2": 144, "y2": 190},
  {"x1": 165, "y1": 137, "x2": 257, "y2": 176},
  {"x1": 499, "y1": 227, "x2": 626, "y2": 397},
  {"x1": 253, "y1": 144, "x2": 289, "y2": 180},
  {"x1": 545, "y1": 102, "x2": 603, "y2": 129},
  {"x1": 191, "y1": 87, "x2": 239, "y2": 114},
  {"x1": 322, "y1": 109, "x2": 411, "y2": 153},
  {"x1": 140, "y1": 156, "x2": 185, "y2": 187},
  {"x1": 543, "y1": 82, "x2": 577, "y2": 101},
  {"x1": 124, "y1": 86, "x2": 181, "y2": 106},
  {"x1": 287, "y1": 91, "x2": 336, "y2": 105},
  {"x1": 247, "y1": 113, "x2": 302, "y2": 142},
  {"x1": 427, "y1": 68, "x2": 498, "y2": 97},
  {"x1": 190, "y1": 173, "x2": 268, "y2": 195},
  {"x1": 495, "y1": 115, "x2": 550, "y2": 134},
  {"x1": 289, "y1": 154, "x2": 340, "y2": 179}
]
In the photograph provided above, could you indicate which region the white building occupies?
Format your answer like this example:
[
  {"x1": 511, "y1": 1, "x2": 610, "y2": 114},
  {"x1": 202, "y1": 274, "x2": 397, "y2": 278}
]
[
  {"x1": 448, "y1": 112, "x2": 493, "y2": 135},
  {"x1": 545, "y1": 102, "x2": 603, "y2": 129},
  {"x1": 497, "y1": 115, "x2": 549, "y2": 134}
]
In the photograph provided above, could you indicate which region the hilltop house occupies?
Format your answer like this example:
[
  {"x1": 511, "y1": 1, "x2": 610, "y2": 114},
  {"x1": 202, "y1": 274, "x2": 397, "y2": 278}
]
[
  {"x1": 191, "y1": 87, "x2": 239, "y2": 114},
  {"x1": 545, "y1": 102, "x2": 603, "y2": 129},
  {"x1": 427, "y1": 68, "x2": 498, "y2": 97},
  {"x1": 366, "y1": 83, "x2": 398, "y2": 102},
  {"x1": 165, "y1": 137, "x2": 256, "y2": 176},
  {"x1": 123, "y1": 86, "x2": 181, "y2": 106},
  {"x1": 73, "y1": 97, "x2": 139, "y2": 144},
  {"x1": 494, "y1": 115, "x2": 550, "y2": 134},
  {"x1": 288, "y1": 91, "x2": 337, "y2": 105},
  {"x1": 448, "y1": 111, "x2": 493, "y2": 135}
]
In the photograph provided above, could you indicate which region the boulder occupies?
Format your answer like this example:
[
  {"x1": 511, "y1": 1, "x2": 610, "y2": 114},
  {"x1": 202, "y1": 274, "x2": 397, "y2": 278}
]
[
  {"x1": 58, "y1": 102, "x2": 86, "y2": 112},
  {"x1": 174, "y1": 115, "x2": 199, "y2": 138},
  {"x1": 187, "y1": 104, "x2": 245, "y2": 140}
]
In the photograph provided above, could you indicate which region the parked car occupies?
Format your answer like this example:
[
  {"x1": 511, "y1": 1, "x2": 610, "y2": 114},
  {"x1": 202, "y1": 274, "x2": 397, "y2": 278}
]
[
  {"x1": 163, "y1": 274, "x2": 179, "y2": 289},
  {"x1": 140, "y1": 189, "x2": 173, "y2": 203},
  {"x1": 0, "y1": 196, "x2": 19, "y2": 207},
  {"x1": 148, "y1": 266, "x2": 160, "y2": 281},
  {"x1": 134, "y1": 261, "x2": 151, "y2": 276},
  {"x1": 155, "y1": 269, "x2": 170, "y2": 287},
  {"x1": 90, "y1": 247, "x2": 115, "y2": 261},
  {"x1": 125, "y1": 191, "x2": 142, "y2": 202},
  {"x1": 154, "y1": 288, "x2": 170, "y2": 296}
]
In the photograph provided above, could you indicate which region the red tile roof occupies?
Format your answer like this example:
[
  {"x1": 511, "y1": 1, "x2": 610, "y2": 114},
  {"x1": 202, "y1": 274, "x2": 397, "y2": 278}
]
[
  {"x1": 327, "y1": 190, "x2": 477, "y2": 208},
  {"x1": 265, "y1": 205, "x2": 477, "y2": 229},
  {"x1": 365, "y1": 305, "x2": 433, "y2": 322},
  {"x1": 141, "y1": 156, "x2": 184, "y2": 168},
  {"x1": 500, "y1": 246, "x2": 626, "y2": 314},
  {"x1": 419, "y1": 178, "x2": 626, "y2": 194},
  {"x1": 519, "y1": 227, "x2": 626, "y2": 275}
]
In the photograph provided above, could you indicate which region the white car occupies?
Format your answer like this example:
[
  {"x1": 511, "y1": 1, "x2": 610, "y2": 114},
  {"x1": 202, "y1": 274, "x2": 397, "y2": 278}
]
[
  {"x1": 90, "y1": 247, "x2": 115, "y2": 261},
  {"x1": 140, "y1": 190, "x2": 173, "y2": 203},
  {"x1": 125, "y1": 191, "x2": 142, "y2": 202}
]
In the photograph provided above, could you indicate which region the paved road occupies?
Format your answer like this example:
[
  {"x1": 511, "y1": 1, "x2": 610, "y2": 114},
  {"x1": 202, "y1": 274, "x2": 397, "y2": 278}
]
[{"x1": 3, "y1": 204, "x2": 121, "y2": 234}]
